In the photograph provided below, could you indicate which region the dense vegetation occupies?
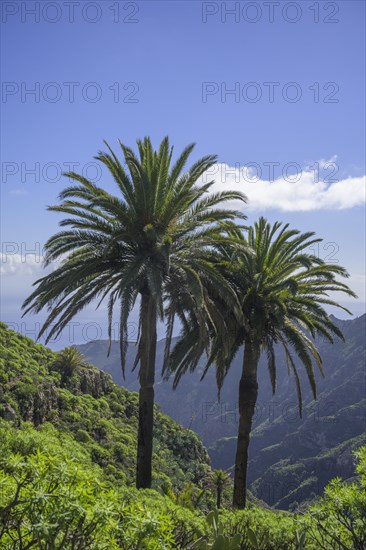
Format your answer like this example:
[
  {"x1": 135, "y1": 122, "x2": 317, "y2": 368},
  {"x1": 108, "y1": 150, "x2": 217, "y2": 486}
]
[
  {"x1": 0, "y1": 322, "x2": 210, "y2": 491},
  {"x1": 1, "y1": 322, "x2": 366, "y2": 549}
]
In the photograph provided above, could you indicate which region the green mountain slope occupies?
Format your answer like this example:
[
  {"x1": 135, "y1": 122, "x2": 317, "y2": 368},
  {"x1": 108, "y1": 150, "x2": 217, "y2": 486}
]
[
  {"x1": 0, "y1": 322, "x2": 210, "y2": 491},
  {"x1": 77, "y1": 314, "x2": 366, "y2": 509}
]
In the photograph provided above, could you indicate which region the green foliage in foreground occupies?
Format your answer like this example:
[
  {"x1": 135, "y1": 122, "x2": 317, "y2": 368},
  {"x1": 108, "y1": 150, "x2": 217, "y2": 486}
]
[
  {"x1": 300, "y1": 445, "x2": 366, "y2": 550},
  {"x1": 1, "y1": 421, "x2": 365, "y2": 549},
  {"x1": 1, "y1": 322, "x2": 365, "y2": 549}
]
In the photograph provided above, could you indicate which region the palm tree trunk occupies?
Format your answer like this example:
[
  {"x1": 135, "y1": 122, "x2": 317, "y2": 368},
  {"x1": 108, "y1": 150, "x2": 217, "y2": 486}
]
[
  {"x1": 136, "y1": 292, "x2": 157, "y2": 489},
  {"x1": 233, "y1": 339, "x2": 260, "y2": 508},
  {"x1": 217, "y1": 486, "x2": 222, "y2": 509}
]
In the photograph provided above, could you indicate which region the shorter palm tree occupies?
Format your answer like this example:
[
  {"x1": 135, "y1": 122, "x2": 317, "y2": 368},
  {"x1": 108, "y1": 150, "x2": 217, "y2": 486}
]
[
  {"x1": 169, "y1": 218, "x2": 356, "y2": 508},
  {"x1": 52, "y1": 347, "x2": 89, "y2": 381},
  {"x1": 210, "y1": 469, "x2": 231, "y2": 509}
]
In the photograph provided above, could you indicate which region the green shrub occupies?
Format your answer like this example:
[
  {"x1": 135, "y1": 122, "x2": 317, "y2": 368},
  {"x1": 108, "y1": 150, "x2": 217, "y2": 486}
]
[
  {"x1": 301, "y1": 446, "x2": 366, "y2": 549},
  {"x1": 75, "y1": 428, "x2": 92, "y2": 443}
]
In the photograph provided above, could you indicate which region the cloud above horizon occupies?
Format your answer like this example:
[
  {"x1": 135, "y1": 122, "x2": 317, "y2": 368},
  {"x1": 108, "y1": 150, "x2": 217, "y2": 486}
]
[
  {"x1": 0, "y1": 254, "x2": 45, "y2": 277},
  {"x1": 201, "y1": 160, "x2": 366, "y2": 212}
]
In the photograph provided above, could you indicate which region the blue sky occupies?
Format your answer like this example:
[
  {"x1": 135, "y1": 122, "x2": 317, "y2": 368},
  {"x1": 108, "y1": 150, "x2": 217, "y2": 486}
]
[{"x1": 1, "y1": 0, "x2": 365, "y2": 348}]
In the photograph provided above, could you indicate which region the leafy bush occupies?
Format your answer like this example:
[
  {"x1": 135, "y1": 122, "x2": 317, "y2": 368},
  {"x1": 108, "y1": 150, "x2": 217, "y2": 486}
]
[
  {"x1": 0, "y1": 423, "x2": 203, "y2": 549},
  {"x1": 301, "y1": 446, "x2": 366, "y2": 549}
]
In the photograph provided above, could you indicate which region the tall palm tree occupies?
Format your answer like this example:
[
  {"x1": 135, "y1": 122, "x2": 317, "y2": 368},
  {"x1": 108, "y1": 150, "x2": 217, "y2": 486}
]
[
  {"x1": 22, "y1": 136, "x2": 247, "y2": 489},
  {"x1": 169, "y1": 217, "x2": 356, "y2": 508}
]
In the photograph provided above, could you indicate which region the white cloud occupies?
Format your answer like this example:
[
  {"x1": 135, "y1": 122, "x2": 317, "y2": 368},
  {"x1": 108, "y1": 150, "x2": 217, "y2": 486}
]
[
  {"x1": 200, "y1": 161, "x2": 366, "y2": 211},
  {"x1": 308, "y1": 154, "x2": 338, "y2": 170},
  {"x1": 0, "y1": 253, "x2": 45, "y2": 277}
]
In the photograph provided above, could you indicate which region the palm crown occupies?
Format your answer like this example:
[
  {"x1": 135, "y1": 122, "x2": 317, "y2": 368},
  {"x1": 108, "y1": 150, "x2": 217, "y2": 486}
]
[
  {"x1": 226, "y1": 218, "x2": 356, "y2": 409},
  {"x1": 22, "y1": 137, "x2": 246, "y2": 371},
  {"x1": 171, "y1": 217, "x2": 356, "y2": 414}
]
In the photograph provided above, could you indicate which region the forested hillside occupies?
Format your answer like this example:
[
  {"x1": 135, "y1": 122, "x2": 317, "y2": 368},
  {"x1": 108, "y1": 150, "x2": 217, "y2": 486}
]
[
  {"x1": 1, "y1": 322, "x2": 366, "y2": 548},
  {"x1": 0, "y1": 321, "x2": 210, "y2": 491}
]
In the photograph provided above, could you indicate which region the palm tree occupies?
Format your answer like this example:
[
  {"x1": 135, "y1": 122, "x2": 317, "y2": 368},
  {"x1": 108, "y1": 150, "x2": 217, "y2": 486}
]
[
  {"x1": 169, "y1": 217, "x2": 356, "y2": 508},
  {"x1": 52, "y1": 346, "x2": 89, "y2": 381},
  {"x1": 22, "y1": 136, "x2": 247, "y2": 489},
  {"x1": 210, "y1": 469, "x2": 231, "y2": 509}
]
